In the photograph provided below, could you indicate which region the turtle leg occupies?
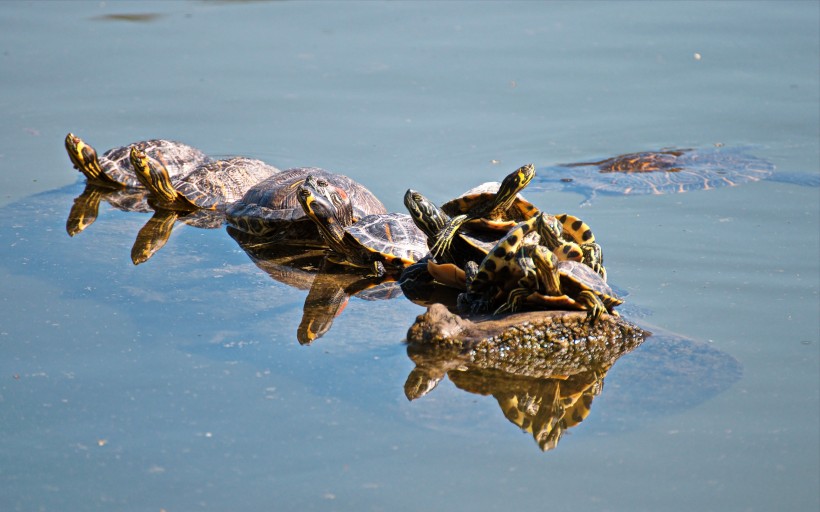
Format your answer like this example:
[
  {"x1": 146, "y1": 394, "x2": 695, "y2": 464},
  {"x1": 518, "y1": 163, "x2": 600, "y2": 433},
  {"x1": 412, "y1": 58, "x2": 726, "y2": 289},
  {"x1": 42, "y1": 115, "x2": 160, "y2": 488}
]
[
  {"x1": 575, "y1": 290, "x2": 606, "y2": 325},
  {"x1": 431, "y1": 214, "x2": 468, "y2": 258},
  {"x1": 580, "y1": 242, "x2": 607, "y2": 280},
  {"x1": 496, "y1": 286, "x2": 532, "y2": 314}
]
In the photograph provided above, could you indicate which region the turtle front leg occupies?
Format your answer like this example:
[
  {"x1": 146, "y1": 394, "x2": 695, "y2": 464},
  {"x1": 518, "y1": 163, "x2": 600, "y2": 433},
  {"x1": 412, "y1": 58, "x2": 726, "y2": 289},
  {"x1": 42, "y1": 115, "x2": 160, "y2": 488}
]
[
  {"x1": 576, "y1": 290, "x2": 605, "y2": 325},
  {"x1": 496, "y1": 286, "x2": 531, "y2": 314},
  {"x1": 431, "y1": 214, "x2": 468, "y2": 258},
  {"x1": 580, "y1": 242, "x2": 607, "y2": 281}
]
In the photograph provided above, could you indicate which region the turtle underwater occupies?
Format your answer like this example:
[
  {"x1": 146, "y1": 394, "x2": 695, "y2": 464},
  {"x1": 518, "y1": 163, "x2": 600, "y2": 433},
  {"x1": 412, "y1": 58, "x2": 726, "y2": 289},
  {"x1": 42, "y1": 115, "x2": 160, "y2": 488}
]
[{"x1": 534, "y1": 146, "x2": 819, "y2": 205}]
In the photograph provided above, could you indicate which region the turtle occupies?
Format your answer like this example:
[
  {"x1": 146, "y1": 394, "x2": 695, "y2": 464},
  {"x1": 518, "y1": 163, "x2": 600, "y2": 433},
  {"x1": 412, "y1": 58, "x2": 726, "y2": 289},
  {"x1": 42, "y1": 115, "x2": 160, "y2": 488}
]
[
  {"x1": 502, "y1": 245, "x2": 623, "y2": 324},
  {"x1": 431, "y1": 163, "x2": 538, "y2": 257},
  {"x1": 129, "y1": 147, "x2": 279, "y2": 211},
  {"x1": 421, "y1": 166, "x2": 605, "y2": 278},
  {"x1": 296, "y1": 179, "x2": 427, "y2": 275},
  {"x1": 65, "y1": 133, "x2": 210, "y2": 189},
  {"x1": 225, "y1": 167, "x2": 387, "y2": 244},
  {"x1": 404, "y1": 188, "x2": 607, "y2": 285},
  {"x1": 533, "y1": 146, "x2": 819, "y2": 205},
  {"x1": 403, "y1": 189, "x2": 507, "y2": 289},
  {"x1": 457, "y1": 212, "x2": 567, "y2": 313}
]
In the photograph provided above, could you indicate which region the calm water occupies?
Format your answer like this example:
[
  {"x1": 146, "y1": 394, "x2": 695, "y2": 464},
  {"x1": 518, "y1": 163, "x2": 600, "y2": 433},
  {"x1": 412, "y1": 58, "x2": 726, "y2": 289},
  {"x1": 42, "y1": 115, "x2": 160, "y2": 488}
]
[{"x1": 1, "y1": 1, "x2": 818, "y2": 511}]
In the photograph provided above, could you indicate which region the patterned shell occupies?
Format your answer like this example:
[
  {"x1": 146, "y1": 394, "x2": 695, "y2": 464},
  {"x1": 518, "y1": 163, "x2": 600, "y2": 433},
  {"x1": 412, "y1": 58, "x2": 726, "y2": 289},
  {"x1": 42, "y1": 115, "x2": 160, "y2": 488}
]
[
  {"x1": 345, "y1": 212, "x2": 429, "y2": 267},
  {"x1": 557, "y1": 260, "x2": 620, "y2": 302},
  {"x1": 226, "y1": 167, "x2": 387, "y2": 236},
  {"x1": 441, "y1": 181, "x2": 538, "y2": 221},
  {"x1": 100, "y1": 140, "x2": 212, "y2": 188},
  {"x1": 173, "y1": 157, "x2": 280, "y2": 209}
]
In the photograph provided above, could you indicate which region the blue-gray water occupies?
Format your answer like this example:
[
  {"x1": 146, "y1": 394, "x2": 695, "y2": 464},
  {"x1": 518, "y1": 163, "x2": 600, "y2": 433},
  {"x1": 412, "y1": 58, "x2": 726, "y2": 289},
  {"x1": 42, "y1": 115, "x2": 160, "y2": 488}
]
[{"x1": 1, "y1": 1, "x2": 818, "y2": 511}]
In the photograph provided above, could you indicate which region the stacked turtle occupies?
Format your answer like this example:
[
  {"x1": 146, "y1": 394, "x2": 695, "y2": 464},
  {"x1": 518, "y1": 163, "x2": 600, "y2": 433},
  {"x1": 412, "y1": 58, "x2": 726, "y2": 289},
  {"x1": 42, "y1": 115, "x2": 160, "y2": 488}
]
[{"x1": 400, "y1": 164, "x2": 621, "y2": 323}]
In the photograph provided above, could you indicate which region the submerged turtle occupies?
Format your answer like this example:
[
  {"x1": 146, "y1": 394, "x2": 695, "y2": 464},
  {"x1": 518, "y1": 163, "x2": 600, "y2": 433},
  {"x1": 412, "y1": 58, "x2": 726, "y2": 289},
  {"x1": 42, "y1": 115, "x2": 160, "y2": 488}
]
[
  {"x1": 432, "y1": 164, "x2": 538, "y2": 257},
  {"x1": 225, "y1": 167, "x2": 387, "y2": 244},
  {"x1": 297, "y1": 179, "x2": 427, "y2": 275},
  {"x1": 535, "y1": 146, "x2": 818, "y2": 204},
  {"x1": 65, "y1": 133, "x2": 210, "y2": 189},
  {"x1": 129, "y1": 147, "x2": 278, "y2": 211}
]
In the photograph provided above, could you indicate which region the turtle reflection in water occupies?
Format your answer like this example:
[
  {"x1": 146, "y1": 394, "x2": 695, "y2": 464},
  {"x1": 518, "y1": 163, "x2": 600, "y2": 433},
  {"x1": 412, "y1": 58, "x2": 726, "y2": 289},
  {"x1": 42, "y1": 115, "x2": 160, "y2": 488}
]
[
  {"x1": 228, "y1": 227, "x2": 402, "y2": 345},
  {"x1": 535, "y1": 146, "x2": 819, "y2": 205},
  {"x1": 404, "y1": 304, "x2": 740, "y2": 452},
  {"x1": 64, "y1": 184, "x2": 227, "y2": 264}
]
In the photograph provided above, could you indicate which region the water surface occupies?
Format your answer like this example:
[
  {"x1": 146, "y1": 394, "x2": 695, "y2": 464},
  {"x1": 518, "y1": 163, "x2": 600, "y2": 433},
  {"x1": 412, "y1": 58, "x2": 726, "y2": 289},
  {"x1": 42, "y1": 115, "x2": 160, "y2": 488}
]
[{"x1": 1, "y1": 1, "x2": 818, "y2": 511}]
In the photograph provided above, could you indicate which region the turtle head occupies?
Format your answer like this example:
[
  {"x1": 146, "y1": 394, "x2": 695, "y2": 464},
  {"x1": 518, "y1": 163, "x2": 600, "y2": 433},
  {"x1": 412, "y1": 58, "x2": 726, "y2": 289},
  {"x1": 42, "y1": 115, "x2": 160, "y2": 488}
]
[
  {"x1": 65, "y1": 133, "x2": 105, "y2": 181},
  {"x1": 403, "y1": 189, "x2": 448, "y2": 239},
  {"x1": 494, "y1": 164, "x2": 535, "y2": 211},
  {"x1": 500, "y1": 163, "x2": 535, "y2": 194},
  {"x1": 304, "y1": 175, "x2": 355, "y2": 226},
  {"x1": 532, "y1": 245, "x2": 561, "y2": 295},
  {"x1": 297, "y1": 180, "x2": 346, "y2": 244},
  {"x1": 129, "y1": 146, "x2": 177, "y2": 203},
  {"x1": 535, "y1": 212, "x2": 563, "y2": 251}
]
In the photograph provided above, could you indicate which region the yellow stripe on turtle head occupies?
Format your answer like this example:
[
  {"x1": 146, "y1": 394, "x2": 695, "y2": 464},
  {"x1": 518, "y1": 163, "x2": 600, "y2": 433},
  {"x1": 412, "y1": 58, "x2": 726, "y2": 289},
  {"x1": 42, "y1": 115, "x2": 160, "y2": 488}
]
[
  {"x1": 65, "y1": 133, "x2": 103, "y2": 179},
  {"x1": 130, "y1": 146, "x2": 178, "y2": 202}
]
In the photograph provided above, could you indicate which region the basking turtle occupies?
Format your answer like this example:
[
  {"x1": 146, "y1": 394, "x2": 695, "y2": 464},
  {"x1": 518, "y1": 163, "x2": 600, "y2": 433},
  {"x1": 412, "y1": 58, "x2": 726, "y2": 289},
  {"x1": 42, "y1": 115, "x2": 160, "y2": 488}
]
[
  {"x1": 129, "y1": 147, "x2": 278, "y2": 211},
  {"x1": 534, "y1": 146, "x2": 818, "y2": 204},
  {"x1": 404, "y1": 189, "x2": 506, "y2": 289},
  {"x1": 65, "y1": 133, "x2": 210, "y2": 189},
  {"x1": 432, "y1": 164, "x2": 538, "y2": 257},
  {"x1": 457, "y1": 213, "x2": 566, "y2": 313},
  {"x1": 225, "y1": 167, "x2": 386, "y2": 244},
  {"x1": 297, "y1": 180, "x2": 427, "y2": 275},
  {"x1": 503, "y1": 246, "x2": 623, "y2": 324}
]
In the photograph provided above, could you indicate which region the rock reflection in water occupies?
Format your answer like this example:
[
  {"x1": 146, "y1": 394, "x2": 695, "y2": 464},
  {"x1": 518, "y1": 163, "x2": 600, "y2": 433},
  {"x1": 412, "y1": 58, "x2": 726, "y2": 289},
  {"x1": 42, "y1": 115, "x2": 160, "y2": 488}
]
[{"x1": 404, "y1": 304, "x2": 648, "y2": 451}]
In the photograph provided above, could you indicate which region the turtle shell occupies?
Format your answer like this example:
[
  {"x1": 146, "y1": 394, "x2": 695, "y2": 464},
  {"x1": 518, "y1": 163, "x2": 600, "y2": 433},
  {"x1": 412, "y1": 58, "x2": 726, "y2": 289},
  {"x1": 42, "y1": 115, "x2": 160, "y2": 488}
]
[
  {"x1": 97, "y1": 139, "x2": 211, "y2": 188},
  {"x1": 536, "y1": 147, "x2": 777, "y2": 202},
  {"x1": 441, "y1": 181, "x2": 539, "y2": 225},
  {"x1": 345, "y1": 212, "x2": 428, "y2": 269},
  {"x1": 172, "y1": 157, "x2": 280, "y2": 209},
  {"x1": 225, "y1": 167, "x2": 386, "y2": 242},
  {"x1": 556, "y1": 260, "x2": 622, "y2": 306}
]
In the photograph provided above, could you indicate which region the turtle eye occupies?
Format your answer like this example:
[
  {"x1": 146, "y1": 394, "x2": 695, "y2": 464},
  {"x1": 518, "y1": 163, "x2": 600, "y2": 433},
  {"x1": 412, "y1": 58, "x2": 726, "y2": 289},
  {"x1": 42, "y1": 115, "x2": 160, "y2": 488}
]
[{"x1": 317, "y1": 178, "x2": 328, "y2": 187}]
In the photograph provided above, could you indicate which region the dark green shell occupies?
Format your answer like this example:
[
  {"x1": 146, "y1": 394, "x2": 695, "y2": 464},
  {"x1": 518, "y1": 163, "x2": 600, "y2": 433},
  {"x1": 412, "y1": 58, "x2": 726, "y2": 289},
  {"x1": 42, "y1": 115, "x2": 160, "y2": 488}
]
[
  {"x1": 345, "y1": 213, "x2": 428, "y2": 267},
  {"x1": 99, "y1": 139, "x2": 211, "y2": 188},
  {"x1": 225, "y1": 167, "x2": 386, "y2": 240},
  {"x1": 172, "y1": 157, "x2": 280, "y2": 209}
]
